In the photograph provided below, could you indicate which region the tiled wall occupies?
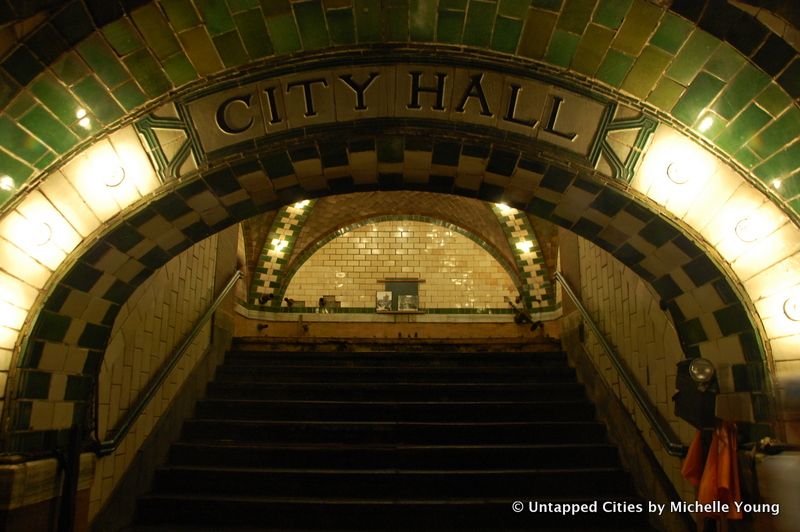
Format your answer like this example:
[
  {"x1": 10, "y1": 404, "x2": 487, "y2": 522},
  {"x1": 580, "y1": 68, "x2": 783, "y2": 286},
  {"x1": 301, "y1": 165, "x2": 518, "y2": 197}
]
[
  {"x1": 285, "y1": 220, "x2": 517, "y2": 310},
  {"x1": 88, "y1": 233, "x2": 218, "y2": 519},
  {"x1": 575, "y1": 236, "x2": 695, "y2": 501}
]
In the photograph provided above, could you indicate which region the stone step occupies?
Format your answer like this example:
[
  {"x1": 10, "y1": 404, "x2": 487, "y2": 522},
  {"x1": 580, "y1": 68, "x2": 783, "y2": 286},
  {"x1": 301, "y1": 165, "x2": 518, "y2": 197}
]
[
  {"x1": 194, "y1": 399, "x2": 596, "y2": 422},
  {"x1": 167, "y1": 442, "x2": 623, "y2": 470},
  {"x1": 181, "y1": 420, "x2": 608, "y2": 445}
]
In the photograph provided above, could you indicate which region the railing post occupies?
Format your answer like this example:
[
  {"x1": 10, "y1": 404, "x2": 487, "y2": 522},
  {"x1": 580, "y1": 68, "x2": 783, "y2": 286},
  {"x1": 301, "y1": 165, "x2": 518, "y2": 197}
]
[{"x1": 57, "y1": 424, "x2": 81, "y2": 532}]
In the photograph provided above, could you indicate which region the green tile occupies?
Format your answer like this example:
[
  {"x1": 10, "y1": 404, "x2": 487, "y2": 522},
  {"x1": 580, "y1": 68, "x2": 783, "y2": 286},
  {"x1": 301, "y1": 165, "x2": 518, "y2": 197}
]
[
  {"x1": 0, "y1": 149, "x2": 34, "y2": 183},
  {"x1": 463, "y1": 1, "x2": 496, "y2": 46},
  {"x1": 384, "y1": 6, "x2": 409, "y2": 41},
  {"x1": 30, "y1": 73, "x2": 81, "y2": 123},
  {"x1": 33, "y1": 151, "x2": 56, "y2": 170},
  {"x1": 295, "y1": 0, "x2": 330, "y2": 49},
  {"x1": 178, "y1": 27, "x2": 225, "y2": 75},
  {"x1": 76, "y1": 35, "x2": 129, "y2": 87},
  {"x1": 570, "y1": 23, "x2": 614, "y2": 75},
  {"x1": 649, "y1": 12, "x2": 692, "y2": 54},
  {"x1": 262, "y1": 0, "x2": 291, "y2": 16},
  {"x1": 51, "y1": 52, "x2": 89, "y2": 85},
  {"x1": 327, "y1": 8, "x2": 356, "y2": 44},
  {"x1": 704, "y1": 43, "x2": 745, "y2": 80},
  {"x1": 20, "y1": 106, "x2": 80, "y2": 154},
  {"x1": 410, "y1": 0, "x2": 435, "y2": 40},
  {"x1": 715, "y1": 104, "x2": 771, "y2": 154},
  {"x1": 530, "y1": 0, "x2": 561, "y2": 9},
  {"x1": 733, "y1": 146, "x2": 760, "y2": 170},
  {"x1": 73, "y1": 75, "x2": 125, "y2": 124},
  {"x1": 557, "y1": 0, "x2": 595, "y2": 34},
  {"x1": 779, "y1": 172, "x2": 800, "y2": 198},
  {"x1": 0, "y1": 117, "x2": 49, "y2": 164},
  {"x1": 162, "y1": 53, "x2": 198, "y2": 85},
  {"x1": 596, "y1": 49, "x2": 635, "y2": 87},
  {"x1": 754, "y1": 142, "x2": 800, "y2": 181},
  {"x1": 593, "y1": 0, "x2": 631, "y2": 29},
  {"x1": 611, "y1": 0, "x2": 662, "y2": 56},
  {"x1": 123, "y1": 49, "x2": 173, "y2": 97},
  {"x1": 498, "y1": 0, "x2": 529, "y2": 19},
  {"x1": 518, "y1": 9, "x2": 556, "y2": 59},
  {"x1": 620, "y1": 45, "x2": 671, "y2": 99},
  {"x1": 756, "y1": 84, "x2": 792, "y2": 118},
  {"x1": 113, "y1": 81, "x2": 147, "y2": 110},
  {"x1": 195, "y1": 0, "x2": 236, "y2": 35},
  {"x1": 491, "y1": 15, "x2": 523, "y2": 53},
  {"x1": 161, "y1": 0, "x2": 201, "y2": 30},
  {"x1": 235, "y1": 10, "x2": 274, "y2": 57},
  {"x1": 440, "y1": 0, "x2": 467, "y2": 9},
  {"x1": 711, "y1": 65, "x2": 770, "y2": 121},
  {"x1": 666, "y1": 30, "x2": 720, "y2": 85},
  {"x1": 355, "y1": 0, "x2": 381, "y2": 41},
  {"x1": 437, "y1": 10, "x2": 465, "y2": 43},
  {"x1": 671, "y1": 72, "x2": 725, "y2": 125},
  {"x1": 266, "y1": 14, "x2": 302, "y2": 53},
  {"x1": 6, "y1": 92, "x2": 35, "y2": 118},
  {"x1": 132, "y1": 4, "x2": 182, "y2": 59},
  {"x1": 102, "y1": 18, "x2": 145, "y2": 56},
  {"x1": 213, "y1": 31, "x2": 249, "y2": 67},
  {"x1": 545, "y1": 29, "x2": 580, "y2": 67},
  {"x1": 749, "y1": 107, "x2": 800, "y2": 159},
  {"x1": 228, "y1": 0, "x2": 260, "y2": 12}
]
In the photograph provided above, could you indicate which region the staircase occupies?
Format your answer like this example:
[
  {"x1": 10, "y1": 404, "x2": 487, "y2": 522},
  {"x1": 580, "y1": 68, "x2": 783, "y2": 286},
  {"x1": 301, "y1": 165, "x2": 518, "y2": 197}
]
[{"x1": 132, "y1": 340, "x2": 653, "y2": 530}]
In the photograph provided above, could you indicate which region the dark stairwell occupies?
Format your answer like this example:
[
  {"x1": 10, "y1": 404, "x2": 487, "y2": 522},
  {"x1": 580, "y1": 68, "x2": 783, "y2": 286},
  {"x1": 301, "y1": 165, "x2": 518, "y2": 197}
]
[{"x1": 127, "y1": 339, "x2": 655, "y2": 531}]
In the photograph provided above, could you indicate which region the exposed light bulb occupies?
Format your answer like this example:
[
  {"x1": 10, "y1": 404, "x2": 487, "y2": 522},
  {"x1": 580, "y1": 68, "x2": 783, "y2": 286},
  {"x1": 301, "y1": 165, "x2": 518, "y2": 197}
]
[
  {"x1": 0, "y1": 175, "x2": 14, "y2": 191},
  {"x1": 76, "y1": 108, "x2": 87, "y2": 119},
  {"x1": 271, "y1": 238, "x2": 288, "y2": 251},
  {"x1": 697, "y1": 115, "x2": 714, "y2": 133},
  {"x1": 293, "y1": 200, "x2": 309, "y2": 209},
  {"x1": 772, "y1": 179, "x2": 782, "y2": 190},
  {"x1": 78, "y1": 117, "x2": 91, "y2": 129},
  {"x1": 515, "y1": 240, "x2": 533, "y2": 253}
]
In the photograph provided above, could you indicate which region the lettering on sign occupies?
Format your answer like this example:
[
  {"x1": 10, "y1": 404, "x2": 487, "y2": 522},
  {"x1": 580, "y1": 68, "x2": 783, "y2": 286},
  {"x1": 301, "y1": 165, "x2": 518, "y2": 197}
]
[{"x1": 185, "y1": 65, "x2": 609, "y2": 158}]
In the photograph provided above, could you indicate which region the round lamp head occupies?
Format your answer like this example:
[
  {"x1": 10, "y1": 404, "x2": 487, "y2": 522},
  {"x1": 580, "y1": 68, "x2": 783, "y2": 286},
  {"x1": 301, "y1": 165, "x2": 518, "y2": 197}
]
[{"x1": 689, "y1": 357, "x2": 715, "y2": 384}]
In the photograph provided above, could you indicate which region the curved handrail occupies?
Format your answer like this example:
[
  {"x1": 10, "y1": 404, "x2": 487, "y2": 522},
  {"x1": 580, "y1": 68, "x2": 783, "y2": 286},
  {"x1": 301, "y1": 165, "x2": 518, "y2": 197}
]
[
  {"x1": 555, "y1": 271, "x2": 688, "y2": 457},
  {"x1": 95, "y1": 270, "x2": 243, "y2": 456}
]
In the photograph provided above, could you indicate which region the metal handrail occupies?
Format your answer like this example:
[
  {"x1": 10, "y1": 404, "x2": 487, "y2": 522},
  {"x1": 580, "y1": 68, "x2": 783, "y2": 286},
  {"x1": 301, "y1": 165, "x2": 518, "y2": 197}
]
[
  {"x1": 95, "y1": 270, "x2": 243, "y2": 456},
  {"x1": 555, "y1": 271, "x2": 688, "y2": 457}
]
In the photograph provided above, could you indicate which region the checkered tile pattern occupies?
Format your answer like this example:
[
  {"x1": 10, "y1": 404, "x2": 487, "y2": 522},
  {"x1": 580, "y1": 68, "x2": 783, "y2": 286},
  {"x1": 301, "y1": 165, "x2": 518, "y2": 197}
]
[
  {"x1": 247, "y1": 201, "x2": 315, "y2": 307},
  {"x1": 9, "y1": 126, "x2": 768, "y2": 452},
  {"x1": 492, "y1": 204, "x2": 558, "y2": 315}
]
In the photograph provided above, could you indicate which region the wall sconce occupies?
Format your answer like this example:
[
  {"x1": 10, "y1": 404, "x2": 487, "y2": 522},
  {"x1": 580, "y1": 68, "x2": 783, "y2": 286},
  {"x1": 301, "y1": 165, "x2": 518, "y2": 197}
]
[{"x1": 104, "y1": 166, "x2": 126, "y2": 188}]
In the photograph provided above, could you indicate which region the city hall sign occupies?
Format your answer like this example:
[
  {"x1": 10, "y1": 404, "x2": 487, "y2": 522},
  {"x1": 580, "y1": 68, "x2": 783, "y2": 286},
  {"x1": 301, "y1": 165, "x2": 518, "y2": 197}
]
[{"x1": 182, "y1": 63, "x2": 613, "y2": 160}]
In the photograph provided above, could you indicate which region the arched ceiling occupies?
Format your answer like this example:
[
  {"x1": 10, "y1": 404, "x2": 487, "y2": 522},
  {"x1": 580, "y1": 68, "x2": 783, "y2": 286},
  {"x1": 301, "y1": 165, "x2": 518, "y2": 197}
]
[{"x1": 0, "y1": 0, "x2": 797, "y2": 451}]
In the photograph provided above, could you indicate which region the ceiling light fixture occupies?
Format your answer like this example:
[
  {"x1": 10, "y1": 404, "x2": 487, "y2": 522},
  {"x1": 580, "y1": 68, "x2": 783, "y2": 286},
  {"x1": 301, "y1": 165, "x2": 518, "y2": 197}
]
[
  {"x1": 734, "y1": 217, "x2": 761, "y2": 242},
  {"x1": 104, "y1": 166, "x2": 126, "y2": 187},
  {"x1": 31, "y1": 222, "x2": 52, "y2": 246},
  {"x1": 666, "y1": 162, "x2": 690, "y2": 184}
]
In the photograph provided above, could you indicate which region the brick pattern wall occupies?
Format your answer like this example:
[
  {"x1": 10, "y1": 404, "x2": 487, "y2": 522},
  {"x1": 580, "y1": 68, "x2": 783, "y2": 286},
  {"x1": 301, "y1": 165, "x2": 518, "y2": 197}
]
[
  {"x1": 577, "y1": 237, "x2": 696, "y2": 501},
  {"x1": 285, "y1": 221, "x2": 517, "y2": 310},
  {"x1": 88, "y1": 234, "x2": 218, "y2": 519}
]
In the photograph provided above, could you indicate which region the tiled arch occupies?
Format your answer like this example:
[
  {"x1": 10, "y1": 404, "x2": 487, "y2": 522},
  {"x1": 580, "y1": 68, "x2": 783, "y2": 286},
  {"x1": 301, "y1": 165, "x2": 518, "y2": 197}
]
[
  {"x1": 265, "y1": 214, "x2": 534, "y2": 310},
  {"x1": 4, "y1": 123, "x2": 771, "y2": 451},
  {"x1": 1, "y1": 0, "x2": 799, "y2": 219},
  {"x1": 244, "y1": 191, "x2": 559, "y2": 313}
]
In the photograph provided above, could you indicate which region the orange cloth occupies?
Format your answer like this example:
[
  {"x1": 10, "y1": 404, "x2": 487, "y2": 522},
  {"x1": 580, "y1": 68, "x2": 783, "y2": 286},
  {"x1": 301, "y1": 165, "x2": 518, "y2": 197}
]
[{"x1": 681, "y1": 421, "x2": 743, "y2": 520}]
